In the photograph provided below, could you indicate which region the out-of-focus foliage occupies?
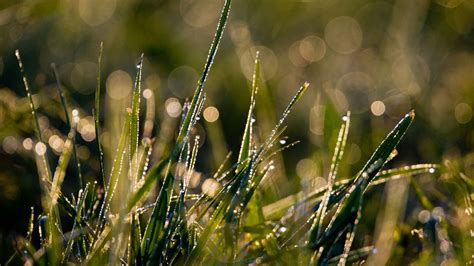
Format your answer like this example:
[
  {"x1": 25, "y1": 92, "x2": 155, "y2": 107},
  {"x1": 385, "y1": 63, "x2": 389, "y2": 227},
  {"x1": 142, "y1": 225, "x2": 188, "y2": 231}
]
[{"x1": 0, "y1": 0, "x2": 472, "y2": 264}]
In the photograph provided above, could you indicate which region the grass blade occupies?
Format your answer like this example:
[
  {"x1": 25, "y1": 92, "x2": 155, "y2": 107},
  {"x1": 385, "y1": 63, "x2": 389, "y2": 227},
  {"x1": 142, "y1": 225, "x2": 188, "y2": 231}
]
[
  {"x1": 356, "y1": 110, "x2": 415, "y2": 186},
  {"x1": 237, "y1": 52, "x2": 260, "y2": 171},
  {"x1": 94, "y1": 42, "x2": 105, "y2": 186},
  {"x1": 15, "y1": 49, "x2": 52, "y2": 182},
  {"x1": 97, "y1": 109, "x2": 132, "y2": 231},
  {"x1": 309, "y1": 111, "x2": 350, "y2": 245},
  {"x1": 176, "y1": 0, "x2": 232, "y2": 145},
  {"x1": 51, "y1": 63, "x2": 83, "y2": 188},
  {"x1": 131, "y1": 53, "x2": 144, "y2": 165}
]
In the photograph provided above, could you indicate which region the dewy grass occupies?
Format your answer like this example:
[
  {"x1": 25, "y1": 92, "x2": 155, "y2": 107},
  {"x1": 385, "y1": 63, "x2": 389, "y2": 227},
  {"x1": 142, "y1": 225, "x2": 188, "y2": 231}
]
[{"x1": 7, "y1": 0, "x2": 471, "y2": 265}]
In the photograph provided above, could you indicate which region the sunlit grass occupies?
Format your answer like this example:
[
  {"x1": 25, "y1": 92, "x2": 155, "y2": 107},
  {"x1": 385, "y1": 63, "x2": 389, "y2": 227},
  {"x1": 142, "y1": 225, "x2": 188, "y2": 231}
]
[{"x1": 4, "y1": 0, "x2": 472, "y2": 265}]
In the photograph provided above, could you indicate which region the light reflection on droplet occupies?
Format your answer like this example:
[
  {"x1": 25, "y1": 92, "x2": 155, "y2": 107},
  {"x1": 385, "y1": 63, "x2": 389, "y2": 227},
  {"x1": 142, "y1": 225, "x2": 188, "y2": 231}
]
[
  {"x1": 35, "y1": 142, "x2": 47, "y2": 156},
  {"x1": 296, "y1": 158, "x2": 317, "y2": 178},
  {"x1": 2, "y1": 136, "x2": 18, "y2": 154},
  {"x1": 203, "y1": 106, "x2": 219, "y2": 123},
  {"x1": 325, "y1": 16, "x2": 363, "y2": 54},
  {"x1": 78, "y1": 0, "x2": 117, "y2": 26},
  {"x1": 143, "y1": 88, "x2": 153, "y2": 99},
  {"x1": 106, "y1": 70, "x2": 133, "y2": 100},
  {"x1": 418, "y1": 210, "x2": 431, "y2": 223},
  {"x1": 168, "y1": 66, "x2": 198, "y2": 98},
  {"x1": 371, "y1": 100, "x2": 386, "y2": 116},
  {"x1": 165, "y1": 98, "x2": 182, "y2": 118},
  {"x1": 23, "y1": 138, "x2": 33, "y2": 150},
  {"x1": 240, "y1": 46, "x2": 278, "y2": 81},
  {"x1": 229, "y1": 21, "x2": 251, "y2": 46},
  {"x1": 48, "y1": 135, "x2": 65, "y2": 152},
  {"x1": 180, "y1": 0, "x2": 223, "y2": 28},
  {"x1": 299, "y1": 35, "x2": 326, "y2": 63},
  {"x1": 202, "y1": 178, "x2": 220, "y2": 197},
  {"x1": 77, "y1": 116, "x2": 96, "y2": 142}
]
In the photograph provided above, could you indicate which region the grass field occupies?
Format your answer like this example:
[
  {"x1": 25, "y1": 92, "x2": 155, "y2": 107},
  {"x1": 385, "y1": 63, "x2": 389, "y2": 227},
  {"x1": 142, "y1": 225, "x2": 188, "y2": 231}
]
[{"x1": 0, "y1": 0, "x2": 472, "y2": 265}]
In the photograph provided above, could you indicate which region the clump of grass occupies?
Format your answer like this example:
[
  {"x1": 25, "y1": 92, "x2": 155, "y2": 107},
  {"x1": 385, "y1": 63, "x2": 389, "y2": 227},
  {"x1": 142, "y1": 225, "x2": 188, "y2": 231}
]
[{"x1": 6, "y1": 0, "x2": 472, "y2": 265}]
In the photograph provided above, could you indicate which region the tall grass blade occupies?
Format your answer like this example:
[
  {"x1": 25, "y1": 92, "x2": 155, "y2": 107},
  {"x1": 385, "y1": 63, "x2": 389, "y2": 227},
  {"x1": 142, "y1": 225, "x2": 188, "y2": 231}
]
[
  {"x1": 256, "y1": 82, "x2": 309, "y2": 160},
  {"x1": 131, "y1": 53, "x2": 144, "y2": 164},
  {"x1": 127, "y1": 158, "x2": 168, "y2": 212},
  {"x1": 176, "y1": 0, "x2": 232, "y2": 144},
  {"x1": 309, "y1": 111, "x2": 350, "y2": 245},
  {"x1": 15, "y1": 49, "x2": 52, "y2": 182},
  {"x1": 140, "y1": 171, "x2": 174, "y2": 262},
  {"x1": 52, "y1": 63, "x2": 83, "y2": 187},
  {"x1": 63, "y1": 183, "x2": 89, "y2": 263},
  {"x1": 94, "y1": 42, "x2": 105, "y2": 186},
  {"x1": 237, "y1": 52, "x2": 260, "y2": 171},
  {"x1": 48, "y1": 128, "x2": 76, "y2": 265},
  {"x1": 97, "y1": 109, "x2": 132, "y2": 231}
]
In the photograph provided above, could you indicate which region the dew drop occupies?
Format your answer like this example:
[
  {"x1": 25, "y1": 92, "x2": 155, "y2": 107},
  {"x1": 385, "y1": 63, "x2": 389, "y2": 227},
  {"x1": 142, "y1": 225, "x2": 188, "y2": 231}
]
[
  {"x1": 279, "y1": 139, "x2": 286, "y2": 145},
  {"x1": 35, "y1": 142, "x2": 47, "y2": 156},
  {"x1": 428, "y1": 168, "x2": 435, "y2": 174},
  {"x1": 342, "y1": 115, "x2": 348, "y2": 121}
]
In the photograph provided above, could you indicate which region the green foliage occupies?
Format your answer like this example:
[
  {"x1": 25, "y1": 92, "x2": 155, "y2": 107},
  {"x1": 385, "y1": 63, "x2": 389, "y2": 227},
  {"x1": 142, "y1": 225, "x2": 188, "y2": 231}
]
[{"x1": 6, "y1": 1, "x2": 471, "y2": 265}]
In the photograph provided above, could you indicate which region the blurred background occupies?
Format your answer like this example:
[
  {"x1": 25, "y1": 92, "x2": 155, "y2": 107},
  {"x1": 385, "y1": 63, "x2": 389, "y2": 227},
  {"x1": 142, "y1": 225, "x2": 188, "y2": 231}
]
[{"x1": 0, "y1": 0, "x2": 472, "y2": 263}]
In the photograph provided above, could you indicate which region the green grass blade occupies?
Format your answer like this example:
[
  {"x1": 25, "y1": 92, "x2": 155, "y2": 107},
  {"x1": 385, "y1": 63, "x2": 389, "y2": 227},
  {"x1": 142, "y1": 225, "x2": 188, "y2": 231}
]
[
  {"x1": 128, "y1": 213, "x2": 142, "y2": 265},
  {"x1": 51, "y1": 63, "x2": 83, "y2": 188},
  {"x1": 97, "y1": 109, "x2": 132, "y2": 231},
  {"x1": 357, "y1": 110, "x2": 415, "y2": 186},
  {"x1": 263, "y1": 163, "x2": 438, "y2": 220},
  {"x1": 94, "y1": 42, "x2": 105, "y2": 186},
  {"x1": 127, "y1": 158, "x2": 168, "y2": 212},
  {"x1": 131, "y1": 53, "x2": 144, "y2": 164},
  {"x1": 336, "y1": 197, "x2": 362, "y2": 265},
  {"x1": 50, "y1": 129, "x2": 76, "y2": 210},
  {"x1": 134, "y1": 138, "x2": 153, "y2": 182},
  {"x1": 309, "y1": 111, "x2": 350, "y2": 245},
  {"x1": 63, "y1": 183, "x2": 89, "y2": 263},
  {"x1": 140, "y1": 170, "x2": 174, "y2": 261},
  {"x1": 237, "y1": 52, "x2": 260, "y2": 171},
  {"x1": 15, "y1": 49, "x2": 52, "y2": 183},
  {"x1": 256, "y1": 82, "x2": 309, "y2": 160},
  {"x1": 176, "y1": 0, "x2": 232, "y2": 145},
  {"x1": 48, "y1": 128, "x2": 76, "y2": 265}
]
